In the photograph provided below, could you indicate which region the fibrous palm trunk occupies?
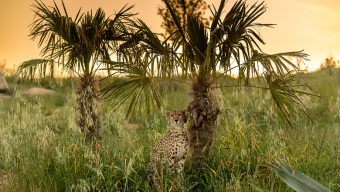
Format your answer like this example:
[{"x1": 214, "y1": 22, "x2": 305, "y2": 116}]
[
  {"x1": 76, "y1": 75, "x2": 101, "y2": 141},
  {"x1": 187, "y1": 76, "x2": 220, "y2": 163}
]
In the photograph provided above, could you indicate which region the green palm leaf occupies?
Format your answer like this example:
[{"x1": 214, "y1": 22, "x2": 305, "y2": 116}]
[
  {"x1": 98, "y1": 0, "x2": 317, "y2": 125},
  {"x1": 118, "y1": 19, "x2": 182, "y2": 78},
  {"x1": 187, "y1": 14, "x2": 208, "y2": 65},
  {"x1": 271, "y1": 163, "x2": 332, "y2": 192},
  {"x1": 18, "y1": 59, "x2": 55, "y2": 79},
  {"x1": 212, "y1": 0, "x2": 273, "y2": 70},
  {"x1": 162, "y1": 0, "x2": 188, "y2": 45},
  {"x1": 20, "y1": 0, "x2": 137, "y2": 79},
  {"x1": 237, "y1": 50, "x2": 308, "y2": 86},
  {"x1": 265, "y1": 71, "x2": 319, "y2": 126},
  {"x1": 210, "y1": 0, "x2": 226, "y2": 32},
  {"x1": 101, "y1": 61, "x2": 162, "y2": 118}
]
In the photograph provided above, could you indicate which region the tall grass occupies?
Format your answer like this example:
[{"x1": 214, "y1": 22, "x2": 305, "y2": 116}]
[{"x1": 0, "y1": 70, "x2": 339, "y2": 191}]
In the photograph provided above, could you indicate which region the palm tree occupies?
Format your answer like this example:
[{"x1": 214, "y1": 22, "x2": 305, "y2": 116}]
[
  {"x1": 104, "y1": 0, "x2": 317, "y2": 163},
  {"x1": 18, "y1": 0, "x2": 135, "y2": 141}
]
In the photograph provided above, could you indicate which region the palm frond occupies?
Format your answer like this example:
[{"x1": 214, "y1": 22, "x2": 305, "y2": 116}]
[
  {"x1": 271, "y1": 163, "x2": 332, "y2": 192},
  {"x1": 253, "y1": 51, "x2": 308, "y2": 76},
  {"x1": 187, "y1": 14, "x2": 208, "y2": 65},
  {"x1": 238, "y1": 50, "x2": 308, "y2": 86},
  {"x1": 210, "y1": 0, "x2": 226, "y2": 32},
  {"x1": 115, "y1": 18, "x2": 183, "y2": 79},
  {"x1": 25, "y1": 0, "x2": 138, "y2": 78},
  {"x1": 135, "y1": 19, "x2": 171, "y2": 55},
  {"x1": 100, "y1": 61, "x2": 162, "y2": 118},
  {"x1": 29, "y1": 0, "x2": 85, "y2": 72},
  {"x1": 162, "y1": 0, "x2": 188, "y2": 45},
  {"x1": 265, "y1": 71, "x2": 319, "y2": 127},
  {"x1": 18, "y1": 59, "x2": 55, "y2": 79},
  {"x1": 212, "y1": 0, "x2": 273, "y2": 71},
  {"x1": 31, "y1": 0, "x2": 82, "y2": 46},
  {"x1": 110, "y1": 4, "x2": 136, "y2": 26}
]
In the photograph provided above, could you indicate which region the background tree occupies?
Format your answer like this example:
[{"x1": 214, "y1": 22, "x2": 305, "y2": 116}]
[
  {"x1": 157, "y1": 0, "x2": 210, "y2": 39},
  {"x1": 18, "y1": 0, "x2": 135, "y2": 141},
  {"x1": 0, "y1": 60, "x2": 6, "y2": 75},
  {"x1": 105, "y1": 0, "x2": 317, "y2": 166},
  {"x1": 320, "y1": 55, "x2": 338, "y2": 75}
]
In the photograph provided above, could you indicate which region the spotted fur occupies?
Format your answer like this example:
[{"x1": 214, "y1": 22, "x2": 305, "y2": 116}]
[{"x1": 148, "y1": 110, "x2": 189, "y2": 185}]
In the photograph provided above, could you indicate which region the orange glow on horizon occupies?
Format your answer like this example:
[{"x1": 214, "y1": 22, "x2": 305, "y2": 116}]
[{"x1": 0, "y1": 0, "x2": 339, "y2": 72}]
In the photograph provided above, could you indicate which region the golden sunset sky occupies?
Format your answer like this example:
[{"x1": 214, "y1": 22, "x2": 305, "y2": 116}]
[{"x1": 0, "y1": 0, "x2": 339, "y2": 71}]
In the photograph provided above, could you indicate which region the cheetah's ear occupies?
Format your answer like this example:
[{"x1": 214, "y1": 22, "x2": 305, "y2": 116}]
[
  {"x1": 182, "y1": 110, "x2": 187, "y2": 123},
  {"x1": 165, "y1": 111, "x2": 170, "y2": 118}
]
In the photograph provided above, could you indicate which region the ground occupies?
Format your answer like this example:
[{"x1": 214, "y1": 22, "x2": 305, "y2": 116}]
[{"x1": 0, "y1": 69, "x2": 339, "y2": 191}]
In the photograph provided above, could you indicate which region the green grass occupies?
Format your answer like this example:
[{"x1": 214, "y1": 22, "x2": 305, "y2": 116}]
[{"x1": 0, "y1": 69, "x2": 339, "y2": 191}]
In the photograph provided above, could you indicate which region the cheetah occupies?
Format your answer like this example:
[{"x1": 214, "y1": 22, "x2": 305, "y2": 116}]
[{"x1": 148, "y1": 110, "x2": 189, "y2": 188}]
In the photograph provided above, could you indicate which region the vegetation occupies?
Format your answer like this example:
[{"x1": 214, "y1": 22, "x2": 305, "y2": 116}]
[
  {"x1": 17, "y1": 0, "x2": 136, "y2": 141},
  {"x1": 320, "y1": 55, "x2": 339, "y2": 75},
  {"x1": 3, "y1": 0, "x2": 338, "y2": 191},
  {"x1": 104, "y1": 0, "x2": 316, "y2": 166},
  {"x1": 271, "y1": 163, "x2": 332, "y2": 192},
  {"x1": 157, "y1": 0, "x2": 210, "y2": 38},
  {"x1": 0, "y1": 69, "x2": 338, "y2": 191}
]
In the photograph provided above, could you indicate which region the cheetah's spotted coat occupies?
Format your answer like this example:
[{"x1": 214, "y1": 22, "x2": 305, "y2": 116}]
[{"x1": 148, "y1": 110, "x2": 189, "y2": 178}]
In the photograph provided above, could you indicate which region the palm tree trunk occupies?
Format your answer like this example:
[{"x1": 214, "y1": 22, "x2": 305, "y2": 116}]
[
  {"x1": 187, "y1": 76, "x2": 220, "y2": 163},
  {"x1": 76, "y1": 75, "x2": 101, "y2": 141}
]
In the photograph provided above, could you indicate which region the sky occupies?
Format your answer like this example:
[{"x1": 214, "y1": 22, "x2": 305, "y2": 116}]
[{"x1": 0, "y1": 0, "x2": 340, "y2": 71}]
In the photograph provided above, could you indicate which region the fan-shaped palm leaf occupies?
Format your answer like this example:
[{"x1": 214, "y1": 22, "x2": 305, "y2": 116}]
[
  {"x1": 101, "y1": 60, "x2": 161, "y2": 118},
  {"x1": 212, "y1": 0, "x2": 273, "y2": 70},
  {"x1": 22, "y1": 0, "x2": 135, "y2": 78},
  {"x1": 187, "y1": 14, "x2": 208, "y2": 65},
  {"x1": 265, "y1": 71, "x2": 319, "y2": 126},
  {"x1": 18, "y1": 0, "x2": 138, "y2": 140},
  {"x1": 18, "y1": 59, "x2": 55, "y2": 79},
  {"x1": 107, "y1": 0, "x2": 316, "y2": 125}
]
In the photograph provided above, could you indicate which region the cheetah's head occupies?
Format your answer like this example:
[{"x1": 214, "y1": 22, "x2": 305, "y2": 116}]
[{"x1": 166, "y1": 110, "x2": 187, "y2": 128}]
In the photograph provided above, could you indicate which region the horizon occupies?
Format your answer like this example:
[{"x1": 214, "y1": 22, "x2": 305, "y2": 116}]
[{"x1": 1, "y1": 0, "x2": 340, "y2": 72}]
